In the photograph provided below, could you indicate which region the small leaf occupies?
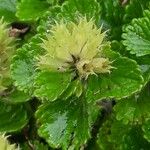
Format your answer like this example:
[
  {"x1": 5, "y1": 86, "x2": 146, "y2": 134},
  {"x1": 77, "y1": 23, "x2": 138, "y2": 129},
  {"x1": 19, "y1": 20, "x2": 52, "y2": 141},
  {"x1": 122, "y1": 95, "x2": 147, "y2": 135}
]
[
  {"x1": 35, "y1": 97, "x2": 92, "y2": 149},
  {"x1": 0, "y1": 101, "x2": 28, "y2": 132},
  {"x1": 34, "y1": 71, "x2": 72, "y2": 101},
  {"x1": 16, "y1": 0, "x2": 50, "y2": 21},
  {"x1": 86, "y1": 49, "x2": 143, "y2": 102},
  {"x1": 122, "y1": 10, "x2": 150, "y2": 56}
]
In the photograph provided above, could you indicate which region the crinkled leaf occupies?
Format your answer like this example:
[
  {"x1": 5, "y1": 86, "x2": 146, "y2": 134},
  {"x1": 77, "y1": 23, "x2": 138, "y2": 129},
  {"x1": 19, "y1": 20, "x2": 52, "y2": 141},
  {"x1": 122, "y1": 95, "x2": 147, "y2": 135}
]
[
  {"x1": 86, "y1": 49, "x2": 143, "y2": 102},
  {"x1": 114, "y1": 84, "x2": 150, "y2": 124},
  {"x1": 0, "y1": 0, "x2": 17, "y2": 22},
  {"x1": 35, "y1": 97, "x2": 92, "y2": 149},
  {"x1": 34, "y1": 71, "x2": 72, "y2": 101},
  {"x1": 0, "y1": 101, "x2": 28, "y2": 132},
  {"x1": 16, "y1": 0, "x2": 50, "y2": 21},
  {"x1": 123, "y1": 10, "x2": 150, "y2": 56},
  {"x1": 11, "y1": 35, "x2": 42, "y2": 94}
]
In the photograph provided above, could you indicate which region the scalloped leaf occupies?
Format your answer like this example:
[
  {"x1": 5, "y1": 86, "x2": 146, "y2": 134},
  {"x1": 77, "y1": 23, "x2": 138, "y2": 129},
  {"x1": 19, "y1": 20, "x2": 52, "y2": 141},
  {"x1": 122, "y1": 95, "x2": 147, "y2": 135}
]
[
  {"x1": 0, "y1": 101, "x2": 28, "y2": 132},
  {"x1": 114, "y1": 84, "x2": 150, "y2": 124},
  {"x1": 0, "y1": 0, "x2": 17, "y2": 22},
  {"x1": 11, "y1": 35, "x2": 42, "y2": 93},
  {"x1": 86, "y1": 49, "x2": 143, "y2": 102},
  {"x1": 34, "y1": 71, "x2": 72, "y2": 101},
  {"x1": 35, "y1": 97, "x2": 92, "y2": 149},
  {"x1": 97, "y1": 119, "x2": 150, "y2": 150},
  {"x1": 16, "y1": 0, "x2": 50, "y2": 21},
  {"x1": 122, "y1": 10, "x2": 150, "y2": 56}
]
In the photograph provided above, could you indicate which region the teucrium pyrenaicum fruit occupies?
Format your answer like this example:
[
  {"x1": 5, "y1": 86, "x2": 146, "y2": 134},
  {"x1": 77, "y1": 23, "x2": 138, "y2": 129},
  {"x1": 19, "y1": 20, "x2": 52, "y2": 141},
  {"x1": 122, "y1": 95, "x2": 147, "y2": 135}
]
[{"x1": 38, "y1": 17, "x2": 113, "y2": 79}]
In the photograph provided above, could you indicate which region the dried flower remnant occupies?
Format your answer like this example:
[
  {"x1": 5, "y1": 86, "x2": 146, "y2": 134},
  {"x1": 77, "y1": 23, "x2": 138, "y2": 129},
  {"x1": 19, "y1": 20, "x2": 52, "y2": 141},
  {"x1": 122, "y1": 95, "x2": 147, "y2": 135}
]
[{"x1": 38, "y1": 17, "x2": 114, "y2": 79}]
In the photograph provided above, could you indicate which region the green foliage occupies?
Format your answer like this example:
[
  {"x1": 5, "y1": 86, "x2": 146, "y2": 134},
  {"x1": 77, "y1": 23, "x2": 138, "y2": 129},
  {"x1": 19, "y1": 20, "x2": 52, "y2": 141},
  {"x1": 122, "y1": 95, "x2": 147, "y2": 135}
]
[
  {"x1": 114, "y1": 84, "x2": 150, "y2": 124},
  {"x1": 35, "y1": 71, "x2": 72, "y2": 101},
  {"x1": 123, "y1": 10, "x2": 150, "y2": 56},
  {"x1": 97, "y1": 119, "x2": 150, "y2": 150},
  {"x1": 0, "y1": 101, "x2": 28, "y2": 132},
  {"x1": 35, "y1": 97, "x2": 96, "y2": 149},
  {"x1": 16, "y1": 0, "x2": 50, "y2": 21},
  {"x1": 22, "y1": 140, "x2": 49, "y2": 150},
  {"x1": 0, "y1": 0, "x2": 150, "y2": 149},
  {"x1": 124, "y1": 0, "x2": 150, "y2": 23},
  {"x1": 0, "y1": 0, "x2": 17, "y2": 22},
  {"x1": 86, "y1": 49, "x2": 143, "y2": 102}
]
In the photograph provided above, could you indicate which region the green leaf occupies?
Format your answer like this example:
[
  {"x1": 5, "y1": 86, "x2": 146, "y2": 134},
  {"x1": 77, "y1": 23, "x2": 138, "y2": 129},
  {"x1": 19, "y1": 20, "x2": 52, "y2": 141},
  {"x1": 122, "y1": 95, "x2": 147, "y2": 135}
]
[
  {"x1": 59, "y1": 79, "x2": 82, "y2": 100},
  {"x1": 136, "y1": 55, "x2": 150, "y2": 83},
  {"x1": 59, "y1": 0, "x2": 100, "y2": 23},
  {"x1": 114, "y1": 84, "x2": 150, "y2": 124},
  {"x1": 142, "y1": 119, "x2": 150, "y2": 142},
  {"x1": 38, "y1": 0, "x2": 100, "y2": 34},
  {"x1": 35, "y1": 97, "x2": 92, "y2": 149},
  {"x1": 97, "y1": 118, "x2": 114, "y2": 150},
  {"x1": 0, "y1": 0, "x2": 17, "y2": 22},
  {"x1": 16, "y1": 0, "x2": 50, "y2": 21},
  {"x1": 97, "y1": 119, "x2": 150, "y2": 150},
  {"x1": 34, "y1": 71, "x2": 72, "y2": 101},
  {"x1": 0, "y1": 101, "x2": 28, "y2": 132},
  {"x1": 124, "y1": 0, "x2": 149, "y2": 23},
  {"x1": 11, "y1": 35, "x2": 42, "y2": 94},
  {"x1": 86, "y1": 49, "x2": 143, "y2": 102},
  {"x1": 122, "y1": 10, "x2": 150, "y2": 56},
  {"x1": 99, "y1": 0, "x2": 124, "y2": 40},
  {"x1": 0, "y1": 88, "x2": 30, "y2": 103}
]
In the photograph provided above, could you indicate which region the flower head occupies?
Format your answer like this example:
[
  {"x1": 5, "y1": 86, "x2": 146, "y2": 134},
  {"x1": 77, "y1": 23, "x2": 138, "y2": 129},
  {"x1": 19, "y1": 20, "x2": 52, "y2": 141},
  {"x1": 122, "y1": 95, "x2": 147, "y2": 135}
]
[{"x1": 38, "y1": 17, "x2": 113, "y2": 79}]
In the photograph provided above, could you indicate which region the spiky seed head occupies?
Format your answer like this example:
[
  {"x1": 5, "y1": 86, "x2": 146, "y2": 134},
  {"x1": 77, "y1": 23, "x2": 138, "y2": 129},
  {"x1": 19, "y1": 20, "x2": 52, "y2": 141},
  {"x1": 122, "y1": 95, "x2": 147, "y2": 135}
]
[{"x1": 38, "y1": 17, "x2": 113, "y2": 79}]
